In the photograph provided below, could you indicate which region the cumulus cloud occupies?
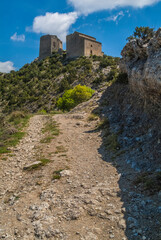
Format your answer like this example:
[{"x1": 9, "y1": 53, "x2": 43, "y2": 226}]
[
  {"x1": 31, "y1": 12, "x2": 78, "y2": 42},
  {"x1": 0, "y1": 61, "x2": 15, "y2": 73},
  {"x1": 10, "y1": 32, "x2": 25, "y2": 42},
  {"x1": 68, "y1": 0, "x2": 161, "y2": 15}
]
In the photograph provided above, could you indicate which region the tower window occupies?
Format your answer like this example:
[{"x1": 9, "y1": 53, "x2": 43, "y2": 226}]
[
  {"x1": 91, "y1": 45, "x2": 93, "y2": 47},
  {"x1": 53, "y1": 42, "x2": 56, "y2": 47}
]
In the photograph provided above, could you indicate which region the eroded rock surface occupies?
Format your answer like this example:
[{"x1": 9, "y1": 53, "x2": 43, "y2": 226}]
[{"x1": 120, "y1": 27, "x2": 161, "y2": 96}]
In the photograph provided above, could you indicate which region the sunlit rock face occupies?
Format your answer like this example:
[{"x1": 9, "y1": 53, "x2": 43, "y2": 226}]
[{"x1": 120, "y1": 28, "x2": 161, "y2": 96}]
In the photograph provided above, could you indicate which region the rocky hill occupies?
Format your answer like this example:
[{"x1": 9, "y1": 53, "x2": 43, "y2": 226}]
[
  {"x1": 0, "y1": 54, "x2": 119, "y2": 113},
  {"x1": 0, "y1": 32, "x2": 161, "y2": 240},
  {"x1": 120, "y1": 27, "x2": 161, "y2": 100}
]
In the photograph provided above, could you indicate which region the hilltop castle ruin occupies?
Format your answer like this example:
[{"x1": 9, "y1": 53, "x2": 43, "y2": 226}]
[
  {"x1": 66, "y1": 32, "x2": 103, "y2": 58},
  {"x1": 39, "y1": 35, "x2": 63, "y2": 60},
  {"x1": 39, "y1": 32, "x2": 103, "y2": 60}
]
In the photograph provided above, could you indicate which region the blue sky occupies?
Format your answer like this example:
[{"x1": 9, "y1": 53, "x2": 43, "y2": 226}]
[{"x1": 1, "y1": 0, "x2": 161, "y2": 72}]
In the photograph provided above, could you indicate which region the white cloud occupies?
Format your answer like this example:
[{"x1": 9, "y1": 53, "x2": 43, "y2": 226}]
[
  {"x1": 31, "y1": 12, "x2": 78, "y2": 42},
  {"x1": 68, "y1": 0, "x2": 161, "y2": 15},
  {"x1": 10, "y1": 32, "x2": 25, "y2": 42},
  {"x1": 104, "y1": 10, "x2": 130, "y2": 23},
  {"x1": 0, "y1": 61, "x2": 15, "y2": 73},
  {"x1": 106, "y1": 11, "x2": 125, "y2": 23}
]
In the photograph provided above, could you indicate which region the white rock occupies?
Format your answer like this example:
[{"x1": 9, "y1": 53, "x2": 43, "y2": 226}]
[
  {"x1": 60, "y1": 170, "x2": 72, "y2": 177},
  {"x1": 23, "y1": 161, "x2": 42, "y2": 170},
  {"x1": 118, "y1": 219, "x2": 126, "y2": 230}
]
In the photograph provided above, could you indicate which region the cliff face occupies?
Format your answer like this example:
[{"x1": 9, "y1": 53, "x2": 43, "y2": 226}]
[{"x1": 120, "y1": 28, "x2": 161, "y2": 96}]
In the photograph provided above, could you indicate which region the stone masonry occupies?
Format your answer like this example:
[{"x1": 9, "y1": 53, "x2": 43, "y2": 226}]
[
  {"x1": 39, "y1": 32, "x2": 103, "y2": 60},
  {"x1": 66, "y1": 31, "x2": 104, "y2": 58},
  {"x1": 39, "y1": 35, "x2": 62, "y2": 60}
]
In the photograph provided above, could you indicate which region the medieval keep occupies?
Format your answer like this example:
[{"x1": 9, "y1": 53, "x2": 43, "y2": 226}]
[
  {"x1": 39, "y1": 32, "x2": 103, "y2": 59},
  {"x1": 39, "y1": 35, "x2": 63, "y2": 60}
]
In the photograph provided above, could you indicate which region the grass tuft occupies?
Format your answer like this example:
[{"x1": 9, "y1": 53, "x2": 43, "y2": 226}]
[
  {"x1": 95, "y1": 117, "x2": 110, "y2": 130},
  {"x1": 134, "y1": 171, "x2": 161, "y2": 194},
  {"x1": 87, "y1": 113, "x2": 99, "y2": 122},
  {"x1": 41, "y1": 117, "x2": 60, "y2": 144},
  {"x1": 0, "y1": 112, "x2": 31, "y2": 155},
  {"x1": 53, "y1": 169, "x2": 64, "y2": 180},
  {"x1": 104, "y1": 133, "x2": 120, "y2": 152},
  {"x1": 24, "y1": 158, "x2": 50, "y2": 171},
  {"x1": 55, "y1": 145, "x2": 67, "y2": 154},
  {"x1": 40, "y1": 136, "x2": 54, "y2": 143}
]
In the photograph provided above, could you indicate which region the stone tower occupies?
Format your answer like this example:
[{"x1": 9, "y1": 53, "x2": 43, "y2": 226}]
[
  {"x1": 39, "y1": 35, "x2": 62, "y2": 60},
  {"x1": 66, "y1": 32, "x2": 103, "y2": 59}
]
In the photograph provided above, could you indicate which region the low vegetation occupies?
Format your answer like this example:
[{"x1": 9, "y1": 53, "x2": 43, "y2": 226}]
[
  {"x1": 115, "y1": 72, "x2": 128, "y2": 84},
  {"x1": 0, "y1": 53, "x2": 120, "y2": 152},
  {"x1": 0, "y1": 111, "x2": 30, "y2": 154},
  {"x1": 95, "y1": 117, "x2": 110, "y2": 130},
  {"x1": 55, "y1": 145, "x2": 67, "y2": 154},
  {"x1": 104, "y1": 133, "x2": 120, "y2": 152},
  {"x1": 53, "y1": 169, "x2": 64, "y2": 180},
  {"x1": 127, "y1": 26, "x2": 155, "y2": 43},
  {"x1": 57, "y1": 85, "x2": 95, "y2": 111},
  {"x1": 87, "y1": 113, "x2": 99, "y2": 121},
  {"x1": 134, "y1": 172, "x2": 161, "y2": 194},
  {"x1": 24, "y1": 158, "x2": 50, "y2": 171},
  {"x1": 41, "y1": 116, "x2": 60, "y2": 143},
  {"x1": 0, "y1": 54, "x2": 120, "y2": 113},
  {"x1": 95, "y1": 117, "x2": 120, "y2": 152}
]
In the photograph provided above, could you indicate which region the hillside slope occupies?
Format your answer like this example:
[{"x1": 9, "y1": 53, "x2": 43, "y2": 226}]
[
  {"x1": 0, "y1": 50, "x2": 161, "y2": 239},
  {"x1": 0, "y1": 54, "x2": 119, "y2": 113},
  {"x1": 0, "y1": 86, "x2": 160, "y2": 239}
]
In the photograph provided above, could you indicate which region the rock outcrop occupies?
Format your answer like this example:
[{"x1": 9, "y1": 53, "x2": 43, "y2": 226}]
[{"x1": 120, "y1": 28, "x2": 161, "y2": 97}]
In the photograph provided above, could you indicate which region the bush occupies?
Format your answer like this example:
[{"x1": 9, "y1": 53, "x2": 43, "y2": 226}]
[
  {"x1": 8, "y1": 111, "x2": 25, "y2": 122},
  {"x1": 100, "y1": 55, "x2": 119, "y2": 68},
  {"x1": 115, "y1": 72, "x2": 128, "y2": 84},
  {"x1": 127, "y1": 26, "x2": 155, "y2": 43},
  {"x1": 57, "y1": 85, "x2": 95, "y2": 111},
  {"x1": 0, "y1": 54, "x2": 119, "y2": 113}
]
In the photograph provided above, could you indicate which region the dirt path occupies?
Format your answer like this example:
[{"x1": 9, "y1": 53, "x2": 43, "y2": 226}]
[{"x1": 0, "y1": 112, "x2": 127, "y2": 240}]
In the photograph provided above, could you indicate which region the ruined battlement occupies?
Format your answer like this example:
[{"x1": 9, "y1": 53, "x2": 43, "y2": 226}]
[{"x1": 39, "y1": 32, "x2": 103, "y2": 60}]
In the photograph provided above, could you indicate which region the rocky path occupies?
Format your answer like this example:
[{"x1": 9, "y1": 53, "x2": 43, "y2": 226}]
[
  {"x1": 0, "y1": 115, "x2": 48, "y2": 238},
  {"x1": 0, "y1": 112, "x2": 129, "y2": 239}
]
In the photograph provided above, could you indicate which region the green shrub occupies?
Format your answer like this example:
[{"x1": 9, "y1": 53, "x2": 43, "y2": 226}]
[
  {"x1": 115, "y1": 72, "x2": 128, "y2": 84},
  {"x1": 127, "y1": 26, "x2": 154, "y2": 42},
  {"x1": 0, "y1": 112, "x2": 30, "y2": 154},
  {"x1": 93, "y1": 73, "x2": 106, "y2": 84},
  {"x1": 8, "y1": 111, "x2": 25, "y2": 122},
  {"x1": 37, "y1": 109, "x2": 47, "y2": 115},
  {"x1": 100, "y1": 55, "x2": 119, "y2": 68},
  {"x1": 0, "y1": 54, "x2": 119, "y2": 113},
  {"x1": 107, "y1": 70, "x2": 118, "y2": 82},
  {"x1": 53, "y1": 169, "x2": 63, "y2": 180},
  {"x1": 57, "y1": 85, "x2": 95, "y2": 111}
]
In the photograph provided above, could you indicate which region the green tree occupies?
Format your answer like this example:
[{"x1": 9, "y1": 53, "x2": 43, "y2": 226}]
[{"x1": 127, "y1": 26, "x2": 154, "y2": 42}]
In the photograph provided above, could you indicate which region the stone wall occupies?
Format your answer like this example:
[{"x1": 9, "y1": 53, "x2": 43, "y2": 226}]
[
  {"x1": 51, "y1": 37, "x2": 62, "y2": 54},
  {"x1": 66, "y1": 32, "x2": 103, "y2": 58},
  {"x1": 39, "y1": 32, "x2": 103, "y2": 60},
  {"x1": 84, "y1": 39, "x2": 103, "y2": 57},
  {"x1": 120, "y1": 28, "x2": 161, "y2": 97},
  {"x1": 66, "y1": 33, "x2": 84, "y2": 58},
  {"x1": 39, "y1": 35, "x2": 51, "y2": 60},
  {"x1": 39, "y1": 35, "x2": 62, "y2": 60}
]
